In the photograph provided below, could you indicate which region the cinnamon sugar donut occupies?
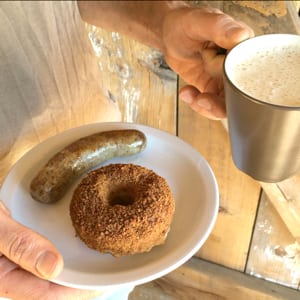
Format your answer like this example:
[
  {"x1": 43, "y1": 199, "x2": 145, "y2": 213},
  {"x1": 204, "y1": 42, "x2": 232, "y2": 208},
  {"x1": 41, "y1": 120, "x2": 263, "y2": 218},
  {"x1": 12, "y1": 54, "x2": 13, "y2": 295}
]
[{"x1": 69, "y1": 163, "x2": 175, "y2": 256}]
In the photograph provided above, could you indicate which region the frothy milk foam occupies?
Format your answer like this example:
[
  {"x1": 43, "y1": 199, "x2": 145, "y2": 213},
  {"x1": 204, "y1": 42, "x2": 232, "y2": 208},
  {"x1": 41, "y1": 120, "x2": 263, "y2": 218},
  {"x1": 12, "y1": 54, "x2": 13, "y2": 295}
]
[{"x1": 227, "y1": 42, "x2": 300, "y2": 107}]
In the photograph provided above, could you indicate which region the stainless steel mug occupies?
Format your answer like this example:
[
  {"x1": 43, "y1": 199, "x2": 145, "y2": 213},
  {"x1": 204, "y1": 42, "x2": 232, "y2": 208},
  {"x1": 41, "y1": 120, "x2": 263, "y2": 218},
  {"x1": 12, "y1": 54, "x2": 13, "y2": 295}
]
[{"x1": 223, "y1": 34, "x2": 300, "y2": 182}]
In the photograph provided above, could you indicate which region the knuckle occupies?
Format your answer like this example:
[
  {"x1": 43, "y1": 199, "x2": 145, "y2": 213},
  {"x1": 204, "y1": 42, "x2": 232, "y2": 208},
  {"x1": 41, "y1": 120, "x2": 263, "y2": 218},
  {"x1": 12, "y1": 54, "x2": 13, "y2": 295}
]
[{"x1": 7, "y1": 230, "x2": 33, "y2": 264}]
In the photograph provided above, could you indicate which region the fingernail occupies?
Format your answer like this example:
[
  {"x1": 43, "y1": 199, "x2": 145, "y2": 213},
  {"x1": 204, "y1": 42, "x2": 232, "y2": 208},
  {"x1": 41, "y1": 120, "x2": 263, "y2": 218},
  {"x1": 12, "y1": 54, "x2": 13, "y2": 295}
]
[
  {"x1": 197, "y1": 99, "x2": 212, "y2": 111},
  {"x1": 180, "y1": 91, "x2": 193, "y2": 104},
  {"x1": 226, "y1": 24, "x2": 250, "y2": 40},
  {"x1": 36, "y1": 251, "x2": 61, "y2": 279},
  {"x1": 227, "y1": 24, "x2": 241, "y2": 33}
]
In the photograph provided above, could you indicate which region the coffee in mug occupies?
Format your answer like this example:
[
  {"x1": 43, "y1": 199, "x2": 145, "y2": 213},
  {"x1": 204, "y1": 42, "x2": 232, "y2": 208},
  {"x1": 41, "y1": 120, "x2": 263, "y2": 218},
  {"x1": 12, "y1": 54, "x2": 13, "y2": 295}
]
[
  {"x1": 228, "y1": 42, "x2": 300, "y2": 107},
  {"x1": 223, "y1": 34, "x2": 300, "y2": 182}
]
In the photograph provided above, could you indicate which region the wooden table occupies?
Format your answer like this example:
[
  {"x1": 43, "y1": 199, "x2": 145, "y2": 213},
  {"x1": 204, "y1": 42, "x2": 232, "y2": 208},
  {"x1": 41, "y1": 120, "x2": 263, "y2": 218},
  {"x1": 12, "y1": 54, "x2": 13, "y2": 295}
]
[{"x1": 88, "y1": 1, "x2": 300, "y2": 299}]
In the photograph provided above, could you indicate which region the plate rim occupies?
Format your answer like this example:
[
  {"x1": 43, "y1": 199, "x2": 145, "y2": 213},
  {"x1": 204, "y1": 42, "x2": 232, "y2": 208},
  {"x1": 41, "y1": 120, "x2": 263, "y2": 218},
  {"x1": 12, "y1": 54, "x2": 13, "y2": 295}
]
[{"x1": 0, "y1": 122, "x2": 219, "y2": 290}]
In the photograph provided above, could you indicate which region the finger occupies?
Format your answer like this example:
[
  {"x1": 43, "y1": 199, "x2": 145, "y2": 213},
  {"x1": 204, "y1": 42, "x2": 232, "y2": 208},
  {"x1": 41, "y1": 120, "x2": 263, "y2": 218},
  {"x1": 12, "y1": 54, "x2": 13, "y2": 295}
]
[
  {"x1": 191, "y1": 93, "x2": 226, "y2": 119},
  {"x1": 201, "y1": 46, "x2": 225, "y2": 77},
  {"x1": 0, "y1": 206, "x2": 63, "y2": 280},
  {"x1": 179, "y1": 85, "x2": 226, "y2": 119},
  {"x1": 0, "y1": 256, "x2": 105, "y2": 300},
  {"x1": 184, "y1": 8, "x2": 254, "y2": 50},
  {"x1": 0, "y1": 251, "x2": 18, "y2": 279},
  {"x1": 0, "y1": 200, "x2": 10, "y2": 216}
]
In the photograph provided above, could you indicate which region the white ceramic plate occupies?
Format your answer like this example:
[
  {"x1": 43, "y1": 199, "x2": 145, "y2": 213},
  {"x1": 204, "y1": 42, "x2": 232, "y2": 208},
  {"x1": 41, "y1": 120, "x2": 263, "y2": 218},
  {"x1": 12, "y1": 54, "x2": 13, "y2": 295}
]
[{"x1": 1, "y1": 122, "x2": 219, "y2": 290}]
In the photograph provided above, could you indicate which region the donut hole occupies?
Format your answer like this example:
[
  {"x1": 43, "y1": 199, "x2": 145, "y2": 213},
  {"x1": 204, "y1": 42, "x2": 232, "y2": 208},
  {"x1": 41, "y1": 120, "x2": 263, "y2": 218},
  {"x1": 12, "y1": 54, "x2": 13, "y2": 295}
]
[{"x1": 108, "y1": 184, "x2": 135, "y2": 206}]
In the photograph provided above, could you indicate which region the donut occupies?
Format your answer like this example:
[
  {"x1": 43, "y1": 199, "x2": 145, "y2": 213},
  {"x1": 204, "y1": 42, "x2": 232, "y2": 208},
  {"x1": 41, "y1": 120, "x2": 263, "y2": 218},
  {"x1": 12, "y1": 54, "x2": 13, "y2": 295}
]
[{"x1": 69, "y1": 163, "x2": 175, "y2": 256}]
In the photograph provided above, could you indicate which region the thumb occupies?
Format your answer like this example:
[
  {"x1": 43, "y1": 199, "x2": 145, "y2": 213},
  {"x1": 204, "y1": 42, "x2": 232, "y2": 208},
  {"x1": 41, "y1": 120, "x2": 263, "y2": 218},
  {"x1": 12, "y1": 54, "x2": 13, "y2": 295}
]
[
  {"x1": 185, "y1": 7, "x2": 254, "y2": 49},
  {"x1": 0, "y1": 200, "x2": 63, "y2": 280}
]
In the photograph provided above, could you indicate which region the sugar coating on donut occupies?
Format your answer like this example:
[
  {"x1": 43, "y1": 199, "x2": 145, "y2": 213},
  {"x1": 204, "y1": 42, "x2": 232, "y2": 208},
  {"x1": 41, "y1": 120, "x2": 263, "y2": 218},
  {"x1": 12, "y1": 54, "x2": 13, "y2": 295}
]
[{"x1": 69, "y1": 163, "x2": 175, "y2": 256}]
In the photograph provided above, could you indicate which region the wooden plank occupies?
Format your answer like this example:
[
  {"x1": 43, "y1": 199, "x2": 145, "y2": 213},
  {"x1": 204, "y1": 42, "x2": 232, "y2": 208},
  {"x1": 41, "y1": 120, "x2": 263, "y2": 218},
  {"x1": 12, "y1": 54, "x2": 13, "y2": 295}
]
[
  {"x1": 221, "y1": 0, "x2": 300, "y2": 288},
  {"x1": 129, "y1": 257, "x2": 300, "y2": 300},
  {"x1": 261, "y1": 178, "x2": 300, "y2": 242},
  {"x1": 86, "y1": 25, "x2": 177, "y2": 134},
  {"x1": 246, "y1": 193, "x2": 300, "y2": 289},
  {"x1": 0, "y1": 1, "x2": 123, "y2": 185},
  {"x1": 90, "y1": 0, "x2": 300, "y2": 292},
  {"x1": 223, "y1": 1, "x2": 298, "y2": 35},
  {"x1": 177, "y1": 89, "x2": 261, "y2": 271},
  {"x1": 176, "y1": 0, "x2": 261, "y2": 272}
]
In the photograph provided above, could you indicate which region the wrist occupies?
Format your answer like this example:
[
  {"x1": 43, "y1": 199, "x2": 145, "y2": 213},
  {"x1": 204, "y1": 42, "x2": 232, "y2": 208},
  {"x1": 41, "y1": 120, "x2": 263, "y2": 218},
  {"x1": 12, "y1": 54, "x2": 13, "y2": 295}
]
[{"x1": 77, "y1": 1, "x2": 190, "y2": 51}]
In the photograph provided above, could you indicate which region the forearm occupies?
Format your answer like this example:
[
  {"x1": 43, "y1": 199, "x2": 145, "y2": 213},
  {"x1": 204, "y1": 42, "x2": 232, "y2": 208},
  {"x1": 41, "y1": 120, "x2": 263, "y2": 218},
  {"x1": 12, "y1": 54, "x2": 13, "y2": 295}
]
[{"x1": 77, "y1": 1, "x2": 188, "y2": 51}]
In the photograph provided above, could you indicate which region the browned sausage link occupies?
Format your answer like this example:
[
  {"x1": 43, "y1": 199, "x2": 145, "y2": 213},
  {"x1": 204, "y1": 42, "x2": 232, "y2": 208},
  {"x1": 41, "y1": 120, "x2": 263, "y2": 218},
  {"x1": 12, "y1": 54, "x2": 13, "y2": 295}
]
[{"x1": 30, "y1": 129, "x2": 147, "y2": 204}]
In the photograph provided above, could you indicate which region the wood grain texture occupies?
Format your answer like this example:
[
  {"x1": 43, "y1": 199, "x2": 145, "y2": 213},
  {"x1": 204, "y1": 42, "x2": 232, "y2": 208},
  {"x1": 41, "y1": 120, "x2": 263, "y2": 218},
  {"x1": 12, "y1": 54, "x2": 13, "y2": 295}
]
[
  {"x1": 223, "y1": 0, "x2": 298, "y2": 35},
  {"x1": 232, "y1": 1, "x2": 287, "y2": 17},
  {"x1": 177, "y1": 92, "x2": 261, "y2": 271},
  {"x1": 246, "y1": 193, "x2": 300, "y2": 289},
  {"x1": 186, "y1": 0, "x2": 300, "y2": 289},
  {"x1": 130, "y1": 257, "x2": 300, "y2": 300},
  {"x1": 0, "y1": 1, "x2": 120, "y2": 185},
  {"x1": 261, "y1": 177, "x2": 300, "y2": 242},
  {"x1": 86, "y1": 25, "x2": 177, "y2": 134},
  {"x1": 89, "y1": 0, "x2": 300, "y2": 294},
  {"x1": 2, "y1": 0, "x2": 300, "y2": 297},
  {"x1": 221, "y1": 1, "x2": 300, "y2": 288}
]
